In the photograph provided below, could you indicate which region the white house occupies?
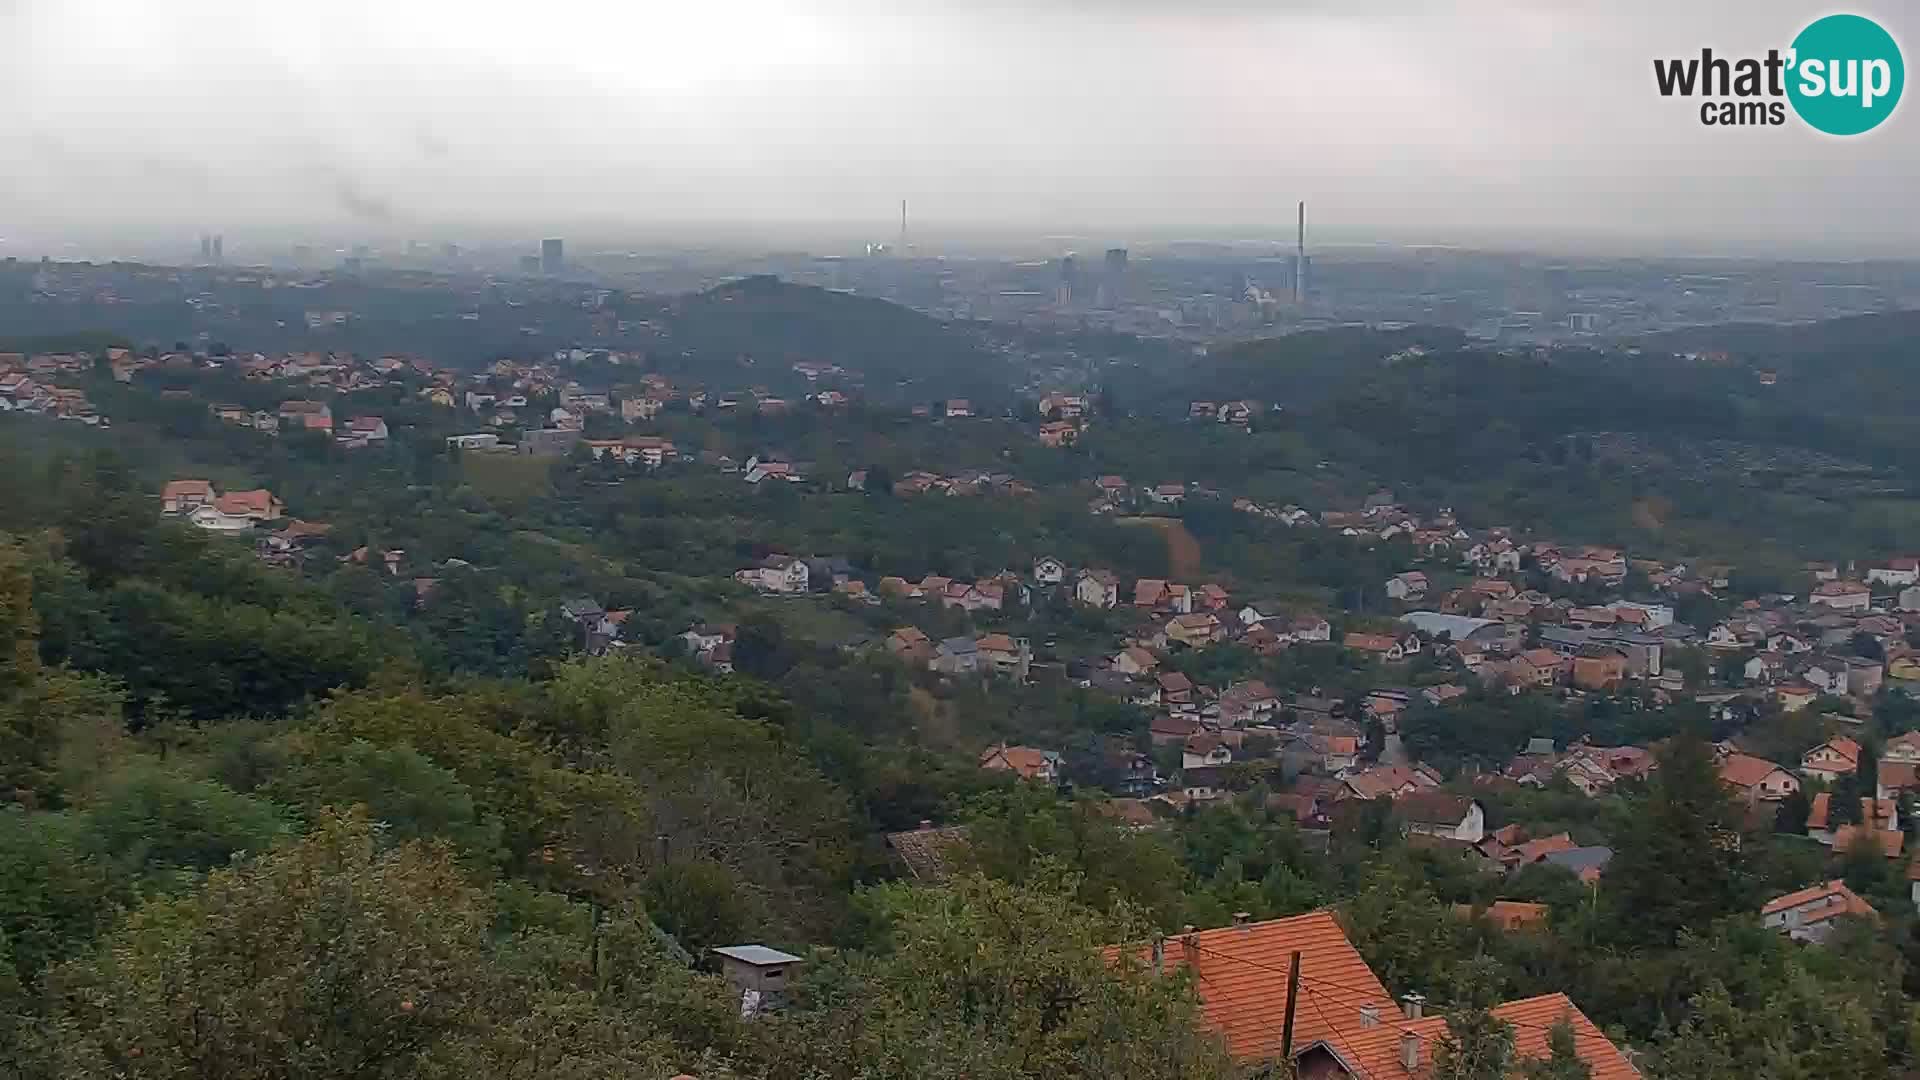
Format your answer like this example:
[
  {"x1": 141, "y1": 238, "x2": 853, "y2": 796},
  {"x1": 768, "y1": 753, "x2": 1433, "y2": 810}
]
[
  {"x1": 1810, "y1": 580, "x2": 1872, "y2": 611},
  {"x1": 1762, "y1": 880, "x2": 1876, "y2": 944},
  {"x1": 1075, "y1": 569, "x2": 1120, "y2": 609},
  {"x1": 1395, "y1": 793, "x2": 1486, "y2": 843},
  {"x1": 1033, "y1": 556, "x2": 1067, "y2": 585},
  {"x1": 737, "y1": 555, "x2": 809, "y2": 594},
  {"x1": 1385, "y1": 571, "x2": 1429, "y2": 602},
  {"x1": 1867, "y1": 558, "x2": 1920, "y2": 587}
]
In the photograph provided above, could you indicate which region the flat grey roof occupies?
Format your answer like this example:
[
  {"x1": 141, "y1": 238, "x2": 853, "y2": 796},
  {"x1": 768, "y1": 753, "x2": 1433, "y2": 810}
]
[{"x1": 712, "y1": 944, "x2": 804, "y2": 966}]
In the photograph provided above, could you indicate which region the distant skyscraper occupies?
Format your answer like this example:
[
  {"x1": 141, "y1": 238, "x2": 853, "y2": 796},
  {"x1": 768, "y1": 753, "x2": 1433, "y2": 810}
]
[
  {"x1": 541, "y1": 238, "x2": 564, "y2": 273},
  {"x1": 211, "y1": 235, "x2": 223, "y2": 262},
  {"x1": 1294, "y1": 201, "x2": 1310, "y2": 305},
  {"x1": 519, "y1": 254, "x2": 542, "y2": 274},
  {"x1": 1104, "y1": 248, "x2": 1128, "y2": 274},
  {"x1": 199, "y1": 234, "x2": 212, "y2": 261}
]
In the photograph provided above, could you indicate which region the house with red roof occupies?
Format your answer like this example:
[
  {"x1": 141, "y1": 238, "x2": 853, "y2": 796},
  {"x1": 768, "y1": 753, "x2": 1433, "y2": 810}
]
[
  {"x1": 1718, "y1": 752, "x2": 1799, "y2": 805},
  {"x1": 1761, "y1": 879, "x2": 1877, "y2": 943},
  {"x1": 1111, "y1": 912, "x2": 1637, "y2": 1078}
]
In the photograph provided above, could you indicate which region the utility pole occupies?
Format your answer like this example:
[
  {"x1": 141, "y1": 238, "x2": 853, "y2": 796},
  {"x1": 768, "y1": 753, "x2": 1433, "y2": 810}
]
[{"x1": 1278, "y1": 949, "x2": 1302, "y2": 1063}]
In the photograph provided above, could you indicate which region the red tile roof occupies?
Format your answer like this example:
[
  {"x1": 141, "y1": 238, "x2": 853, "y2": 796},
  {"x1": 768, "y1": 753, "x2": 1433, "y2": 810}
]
[
  {"x1": 1113, "y1": 912, "x2": 1394, "y2": 1061},
  {"x1": 1762, "y1": 879, "x2": 1877, "y2": 924},
  {"x1": 1718, "y1": 753, "x2": 1790, "y2": 790}
]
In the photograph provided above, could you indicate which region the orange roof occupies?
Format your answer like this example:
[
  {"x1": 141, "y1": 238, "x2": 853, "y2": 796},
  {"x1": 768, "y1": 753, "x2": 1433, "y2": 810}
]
[
  {"x1": 1518, "y1": 648, "x2": 1564, "y2": 669},
  {"x1": 1513, "y1": 832, "x2": 1577, "y2": 863},
  {"x1": 979, "y1": 744, "x2": 1055, "y2": 781},
  {"x1": 976, "y1": 633, "x2": 1020, "y2": 653},
  {"x1": 1718, "y1": 753, "x2": 1789, "y2": 789},
  {"x1": 1833, "y1": 824, "x2": 1905, "y2": 858},
  {"x1": 1493, "y1": 993, "x2": 1640, "y2": 1080},
  {"x1": 1808, "y1": 736, "x2": 1861, "y2": 765},
  {"x1": 1807, "y1": 793, "x2": 1894, "y2": 831},
  {"x1": 213, "y1": 489, "x2": 279, "y2": 516},
  {"x1": 162, "y1": 479, "x2": 214, "y2": 499},
  {"x1": 1345, "y1": 633, "x2": 1399, "y2": 653},
  {"x1": 1762, "y1": 879, "x2": 1877, "y2": 923},
  {"x1": 1113, "y1": 911, "x2": 1395, "y2": 1061}
]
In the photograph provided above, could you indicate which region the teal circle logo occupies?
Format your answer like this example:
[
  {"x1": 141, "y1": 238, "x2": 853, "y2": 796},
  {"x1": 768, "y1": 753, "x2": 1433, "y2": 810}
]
[{"x1": 1788, "y1": 14, "x2": 1904, "y2": 135}]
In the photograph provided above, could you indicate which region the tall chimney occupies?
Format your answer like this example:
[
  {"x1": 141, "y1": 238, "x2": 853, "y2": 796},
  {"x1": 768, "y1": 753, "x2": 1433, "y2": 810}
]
[
  {"x1": 1232, "y1": 911, "x2": 1251, "y2": 930},
  {"x1": 1399, "y1": 1031, "x2": 1422, "y2": 1071},
  {"x1": 1180, "y1": 927, "x2": 1199, "y2": 966},
  {"x1": 1359, "y1": 1005, "x2": 1380, "y2": 1028},
  {"x1": 1401, "y1": 992, "x2": 1426, "y2": 1019}
]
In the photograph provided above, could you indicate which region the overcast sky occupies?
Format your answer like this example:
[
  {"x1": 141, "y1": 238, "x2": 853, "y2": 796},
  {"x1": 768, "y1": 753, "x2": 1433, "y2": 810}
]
[{"x1": 1, "y1": 0, "x2": 1914, "y2": 256}]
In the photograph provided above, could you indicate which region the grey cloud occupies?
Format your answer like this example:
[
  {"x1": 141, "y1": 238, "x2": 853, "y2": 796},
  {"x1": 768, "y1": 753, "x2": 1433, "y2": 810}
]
[{"x1": 1, "y1": 0, "x2": 1913, "y2": 256}]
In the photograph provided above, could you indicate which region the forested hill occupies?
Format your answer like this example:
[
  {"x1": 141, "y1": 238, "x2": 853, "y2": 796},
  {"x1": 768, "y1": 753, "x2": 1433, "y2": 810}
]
[
  {"x1": 1639, "y1": 307, "x2": 1920, "y2": 357},
  {"x1": 653, "y1": 275, "x2": 1010, "y2": 402}
]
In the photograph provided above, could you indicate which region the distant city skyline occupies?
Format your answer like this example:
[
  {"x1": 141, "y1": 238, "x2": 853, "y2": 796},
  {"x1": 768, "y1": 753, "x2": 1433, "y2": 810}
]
[{"x1": 3, "y1": 1, "x2": 1913, "y2": 259}]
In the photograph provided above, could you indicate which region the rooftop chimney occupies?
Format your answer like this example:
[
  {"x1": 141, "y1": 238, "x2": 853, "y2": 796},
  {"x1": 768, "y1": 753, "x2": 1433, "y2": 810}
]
[
  {"x1": 1399, "y1": 1031, "x2": 1422, "y2": 1071},
  {"x1": 1232, "y1": 911, "x2": 1251, "y2": 930},
  {"x1": 1359, "y1": 1005, "x2": 1380, "y2": 1028},
  {"x1": 1181, "y1": 927, "x2": 1199, "y2": 966},
  {"x1": 1401, "y1": 992, "x2": 1426, "y2": 1019},
  {"x1": 1151, "y1": 935, "x2": 1165, "y2": 975}
]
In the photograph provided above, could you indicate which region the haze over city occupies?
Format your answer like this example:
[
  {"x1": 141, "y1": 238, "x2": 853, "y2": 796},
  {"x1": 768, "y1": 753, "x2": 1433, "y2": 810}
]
[{"x1": 4, "y1": 0, "x2": 1915, "y2": 258}]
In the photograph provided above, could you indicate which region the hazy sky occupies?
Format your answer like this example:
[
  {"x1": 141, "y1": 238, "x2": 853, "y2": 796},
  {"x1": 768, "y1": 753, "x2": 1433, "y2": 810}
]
[{"x1": 2, "y1": 0, "x2": 1914, "y2": 255}]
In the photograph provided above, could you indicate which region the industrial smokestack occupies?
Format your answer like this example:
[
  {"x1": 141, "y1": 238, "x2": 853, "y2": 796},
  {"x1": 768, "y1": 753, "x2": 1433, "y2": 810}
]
[{"x1": 900, "y1": 199, "x2": 908, "y2": 251}]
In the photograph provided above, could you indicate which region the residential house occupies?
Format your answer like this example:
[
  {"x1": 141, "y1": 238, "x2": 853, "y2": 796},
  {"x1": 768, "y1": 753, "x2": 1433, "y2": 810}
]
[
  {"x1": 1761, "y1": 880, "x2": 1877, "y2": 944},
  {"x1": 1718, "y1": 753, "x2": 1800, "y2": 805},
  {"x1": 339, "y1": 416, "x2": 389, "y2": 446},
  {"x1": 979, "y1": 744, "x2": 1060, "y2": 783},
  {"x1": 210, "y1": 489, "x2": 284, "y2": 522},
  {"x1": 1805, "y1": 793, "x2": 1899, "y2": 846},
  {"x1": 1900, "y1": 585, "x2": 1920, "y2": 612},
  {"x1": 932, "y1": 637, "x2": 982, "y2": 676},
  {"x1": 975, "y1": 633, "x2": 1032, "y2": 680},
  {"x1": 1887, "y1": 731, "x2": 1920, "y2": 765},
  {"x1": 1509, "y1": 648, "x2": 1566, "y2": 688},
  {"x1": 1457, "y1": 900, "x2": 1551, "y2": 933},
  {"x1": 1867, "y1": 558, "x2": 1920, "y2": 587},
  {"x1": 161, "y1": 479, "x2": 216, "y2": 515},
  {"x1": 1033, "y1": 556, "x2": 1067, "y2": 585},
  {"x1": 1343, "y1": 765, "x2": 1439, "y2": 802},
  {"x1": 1149, "y1": 714, "x2": 1203, "y2": 746},
  {"x1": 1114, "y1": 646, "x2": 1160, "y2": 676},
  {"x1": 884, "y1": 822, "x2": 971, "y2": 883},
  {"x1": 885, "y1": 626, "x2": 934, "y2": 665},
  {"x1": 1075, "y1": 569, "x2": 1120, "y2": 609},
  {"x1": 1571, "y1": 650, "x2": 1627, "y2": 691},
  {"x1": 1166, "y1": 612, "x2": 1225, "y2": 648},
  {"x1": 1110, "y1": 912, "x2": 1636, "y2": 1077},
  {"x1": 1385, "y1": 571, "x2": 1429, "y2": 602},
  {"x1": 1157, "y1": 670, "x2": 1196, "y2": 705},
  {"x1": 736, "y1": 555, "x2": 809, "y2": 594},
  {"x1": 1290, "y1": 615, "x2": 1333, "y2": 643},
  {"x1": 1541, "y1": 846, "x2": 1614, "y2": 884},
  {"x1": 1811, "y1": 580, "x2": 1872, "y2": 611},
  {"x1": 1344, "y1": 633, "x2": 1405, "y2": 661},
  {"x1": 277, "y1": 399, "x2": 333, "y2": 433},
  {"x1": 1180, "y1": 765, "x2": 1230, "y2": 802},
  {"x1": 1801, "y1": 737, "x2": 1862, "y2": 782},
  {"x1": 1037, "y1": 421, "x2": 1080, "y2": 447},
  {"x1": 1182, "y1": 734, "x2": 1234, "y2": 770},
  {"x1": 1395, "y1": 793, "x2": 1486, "y2": 843},
  {"x1": 1146, "y1": 483, "x2": 1186, "y2": 506}
]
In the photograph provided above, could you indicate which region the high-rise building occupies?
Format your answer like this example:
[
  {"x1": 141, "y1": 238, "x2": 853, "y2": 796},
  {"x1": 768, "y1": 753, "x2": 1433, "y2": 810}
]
[
  {"x1": 199, "y1": 234, "x2": 213, "y2": 261},
  {"x1": 1103, "y1": 248, "x2": 1128, "y2": 275},
  {"x1": 211, "y1": 235, "x2": 223, "y2": 262},
  {"x1": 541, "y1": 238, "x2": 564, "y2": 274}
]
